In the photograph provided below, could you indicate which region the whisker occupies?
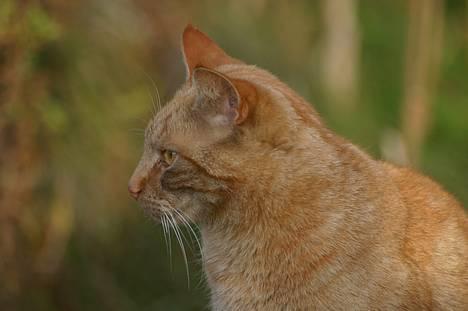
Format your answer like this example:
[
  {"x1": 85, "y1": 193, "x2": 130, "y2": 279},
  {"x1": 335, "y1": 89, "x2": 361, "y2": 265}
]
[
  {"x1": 128, "y1": 128, "x2": 145, "y2": 137},
  {"x1": 172, "y1": 209, "x2": 203, "y2": 260},
  {"x1": 164, "y1": 214, "x2": 173, "y2": 272},
  {"x1": 146, "y1": 87, "x2": 157, "y2": 117},
  {"x1": 171, "y1": 210, "x2": 195, "y2": 247},
  {"x1": 144, "y1": 71, "x2": 162, "y2": 112},
  {"x1": 159, "y1": 200, "x2": 203, "y2": 261},
  {"x1": 161, "y1": 215, "x2": 169, "y2": 257},
  {"x1": 157, "y1": 201, "x2": 204, "y2": 287},
  {"x1": 152, "y1": 77, "x2": 162, "y2": 112},
  {"x1": 160, "y1": 202, "x2": 198, "y2": 254},
  {"x1": 168, "y1": 212, "x2": 190, "y2": 288}
]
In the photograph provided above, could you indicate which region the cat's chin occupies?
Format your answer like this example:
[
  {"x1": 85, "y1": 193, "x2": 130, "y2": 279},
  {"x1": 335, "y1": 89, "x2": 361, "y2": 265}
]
[
  {"x1": 139, "y1": 197, "x2": 184, "y2": 224},
  {"x1": 141, "y1": 205, "x2": 163, "y2": 223}
]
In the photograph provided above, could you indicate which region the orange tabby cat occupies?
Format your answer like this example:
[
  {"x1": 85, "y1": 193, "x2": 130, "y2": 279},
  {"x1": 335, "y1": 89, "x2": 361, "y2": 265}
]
[{"x1": 128, "y1": 25, "x2": 468, "y2": 310}]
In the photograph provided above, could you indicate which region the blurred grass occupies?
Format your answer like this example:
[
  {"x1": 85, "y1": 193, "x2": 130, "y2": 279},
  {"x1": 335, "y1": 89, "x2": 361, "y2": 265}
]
[{"x1": 0, "y1": 0, "x2": 467, "y2": 310}]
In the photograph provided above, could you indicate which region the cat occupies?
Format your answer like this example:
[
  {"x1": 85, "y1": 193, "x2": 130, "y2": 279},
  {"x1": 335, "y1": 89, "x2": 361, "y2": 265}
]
[{"x1": 128, "y1": 25, "x2": 468, "y2": 310}]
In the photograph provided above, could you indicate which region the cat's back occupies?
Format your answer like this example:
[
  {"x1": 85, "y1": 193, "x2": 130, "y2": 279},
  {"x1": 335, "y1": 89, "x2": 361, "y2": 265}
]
[{"x1": 382, "y1": 162, "x2": 468, "y2": 308}]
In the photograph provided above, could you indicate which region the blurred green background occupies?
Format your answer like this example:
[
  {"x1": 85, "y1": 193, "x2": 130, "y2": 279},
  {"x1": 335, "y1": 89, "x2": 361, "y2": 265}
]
[{"x1": 0, "y1": 0, "x2": 467, "y2": 310}]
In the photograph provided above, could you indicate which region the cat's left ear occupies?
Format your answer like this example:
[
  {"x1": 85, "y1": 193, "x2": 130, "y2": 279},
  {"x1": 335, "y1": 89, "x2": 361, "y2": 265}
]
[
  {"x1": 192, "y1": 67, "x2": 255, "y2": 126},
  {"x1": 182, "y1": 24, "x2": 241, "y2": 79}
]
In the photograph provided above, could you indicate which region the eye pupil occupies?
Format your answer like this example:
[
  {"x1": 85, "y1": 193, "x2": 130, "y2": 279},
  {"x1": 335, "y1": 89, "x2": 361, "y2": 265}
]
[{"x1": 162, "y1": 149, "x2": 176, "y2": 164}]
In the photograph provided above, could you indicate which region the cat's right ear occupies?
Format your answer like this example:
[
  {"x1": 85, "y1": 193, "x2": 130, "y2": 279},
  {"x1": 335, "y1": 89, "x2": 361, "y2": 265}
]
[{"x1": 181, "y1": 24, "x2": 241, "y2": 80}]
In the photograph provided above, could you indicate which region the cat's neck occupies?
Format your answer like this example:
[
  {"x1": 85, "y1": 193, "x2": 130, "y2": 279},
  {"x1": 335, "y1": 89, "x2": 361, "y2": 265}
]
[
  {"x1": 200, "y1": 136, "x2": 386, "y2": 268},
  {"x1": 198, "y1": 134, "x2": 408, "y2": 309}
]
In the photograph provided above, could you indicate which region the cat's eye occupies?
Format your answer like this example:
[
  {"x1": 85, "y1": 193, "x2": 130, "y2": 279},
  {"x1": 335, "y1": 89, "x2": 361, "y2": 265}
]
[{"x1": 161, "y1": 149, "x2": 177, "y2": 165}]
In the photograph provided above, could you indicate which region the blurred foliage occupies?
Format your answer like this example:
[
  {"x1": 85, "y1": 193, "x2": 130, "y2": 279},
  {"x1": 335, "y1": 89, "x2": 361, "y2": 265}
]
[{"x1": 0, "y1": 0, "x2": 467, "y2": 310}]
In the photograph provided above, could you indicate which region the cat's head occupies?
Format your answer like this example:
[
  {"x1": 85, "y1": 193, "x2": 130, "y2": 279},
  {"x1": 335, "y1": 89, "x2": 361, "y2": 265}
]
[{"x1": 128, "y1": 25, "x2": 324, "y2": 225}]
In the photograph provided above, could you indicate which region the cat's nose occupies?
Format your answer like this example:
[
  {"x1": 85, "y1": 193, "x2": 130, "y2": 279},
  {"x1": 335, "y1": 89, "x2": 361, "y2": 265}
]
[{"x1": 128, "y1": 176, "x2": 146, "y2": 200}]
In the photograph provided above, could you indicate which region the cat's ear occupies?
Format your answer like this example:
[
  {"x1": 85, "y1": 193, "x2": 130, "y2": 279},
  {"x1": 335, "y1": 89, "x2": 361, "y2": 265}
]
[
  {"x1": 192, "y1": 67, "x2": 254, "y2": 125},
  {"x1": 182, "y1": 24, "x2": 241, "y2": 79}
]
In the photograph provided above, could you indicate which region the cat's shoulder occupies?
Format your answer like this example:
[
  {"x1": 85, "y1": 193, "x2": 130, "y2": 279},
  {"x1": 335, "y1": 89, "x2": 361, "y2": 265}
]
[{"x1": 380, "y1": 161, "x2": 466, "y2": 222}]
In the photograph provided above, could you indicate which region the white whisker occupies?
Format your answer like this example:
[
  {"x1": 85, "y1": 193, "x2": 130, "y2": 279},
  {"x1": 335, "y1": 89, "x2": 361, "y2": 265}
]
[
  {"x1": 144, "y1": 71, "x2": 162, "y2": 112},
  {"x1": 146, "y1": 87, "x2": 157, "y2": 117},
  {"x1": 168, "y1": 212, "x2": 190, "y2": 288},
  {"x1": 171, "y1": 210, "x2": 195, "y2": 249},
  {"x1": 153, "y1": 78, "x2": 162, "y2": 112},
  {"x1": 172, "y1": 208, "x2": 203, "y2": 260},
  {"x1": 128, "y1": 128, "x2": 145, "y2": 137},
  {"x1": 164, "y1": 214, "x2": 173, "y2": 272},
  {"x1": 128, "y1": 128, "x2": 145, "y2": 132},
  {"x1": 156, "y1": 200, "x2": 204, "y2": 287},
  {"x1": 161, "y1": 215, "x2": 170, "y2": 258}
]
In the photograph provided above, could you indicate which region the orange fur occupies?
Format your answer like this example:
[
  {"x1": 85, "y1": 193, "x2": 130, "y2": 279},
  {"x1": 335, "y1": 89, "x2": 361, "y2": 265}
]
[{"x1": 129, "y1": 25, "x2": 468, "y2": 310}]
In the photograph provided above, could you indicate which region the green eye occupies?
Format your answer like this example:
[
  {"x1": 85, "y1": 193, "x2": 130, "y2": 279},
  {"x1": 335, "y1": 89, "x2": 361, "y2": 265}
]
[{"x1": 162, "y1": 149, "x2": 177, "y2": 165}]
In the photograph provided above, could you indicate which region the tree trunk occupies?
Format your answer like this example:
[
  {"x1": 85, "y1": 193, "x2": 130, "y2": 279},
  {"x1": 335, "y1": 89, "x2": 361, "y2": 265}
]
[
  {"x1": 321, "y1": 0, "x2": 361, "y2": 110},
  {"x1": 401, "y1": 0, "x2": 444, "y2": 166}
]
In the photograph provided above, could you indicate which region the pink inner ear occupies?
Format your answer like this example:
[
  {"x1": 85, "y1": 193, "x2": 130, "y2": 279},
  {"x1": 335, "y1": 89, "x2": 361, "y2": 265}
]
[{"x1": 182, "y1": 24, "x2": 241, "y2": 79}]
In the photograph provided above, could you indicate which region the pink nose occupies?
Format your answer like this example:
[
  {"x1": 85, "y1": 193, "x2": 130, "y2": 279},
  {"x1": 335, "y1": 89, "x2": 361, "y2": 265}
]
[{"x1": 128, "y1": 177, "x2": 146, "y2": 200}]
